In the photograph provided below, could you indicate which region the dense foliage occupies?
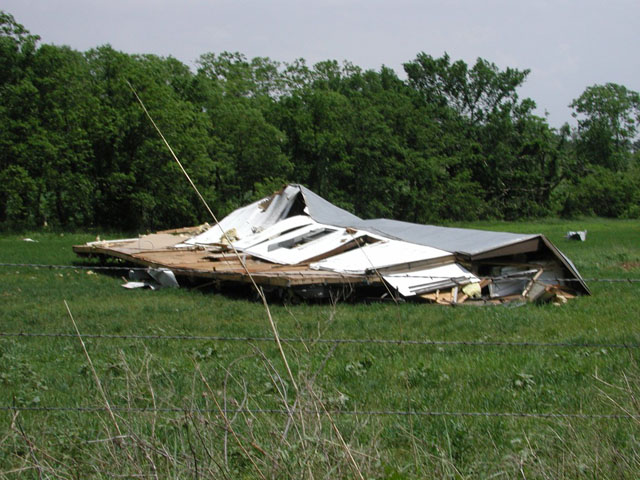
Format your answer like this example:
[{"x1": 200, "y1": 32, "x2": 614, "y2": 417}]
[{"x1": 1, "y1": 12, "x2": 639, "y2": 230}]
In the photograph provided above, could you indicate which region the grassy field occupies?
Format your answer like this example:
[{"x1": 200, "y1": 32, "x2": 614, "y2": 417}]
[{"x1": 0, "y1": 218, "x2": 639, "y2": 479}]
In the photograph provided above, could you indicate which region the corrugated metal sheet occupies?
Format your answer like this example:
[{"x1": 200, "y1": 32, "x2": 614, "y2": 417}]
[
  {"x1": 299, "y1": 185, "x2": 543, "y2": 257},
  {"x1": 299, "y1": 185, "x2": 363, "y2": 227},
  {"x1": 355, "y1": 219, "x2": 539, "y2": 257}
]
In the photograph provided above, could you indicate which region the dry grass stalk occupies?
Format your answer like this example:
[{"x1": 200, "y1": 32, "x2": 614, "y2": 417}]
[
  {"x1": 64, "y1": 300, "x2": 123, "y2": 441},
  {"x1": 9, "y1": 413, "x2": 74, "y2": 480},
  {"x1": 195, "y1": 363, "x2": 268, "y2": 480},
  {"x1": 307, "y1": 386, "x2": 365, "y2": 480},
  {"x1": 64, "y1": 299, "x2": 150, "y2": 478},
  {"x1": 129, "y1": 83, "x2": 311, "y2": 468},
  {"x1": 593, "y1": 360, "x2": 640, "y2": 426}
]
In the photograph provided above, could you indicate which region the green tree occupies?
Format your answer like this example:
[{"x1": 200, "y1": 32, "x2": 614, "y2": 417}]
[
  {"x1": 81, "y1": 46, "x2": 217, "y2": 229},
  {"x1": 403, "y1": 52, "x2": 563, "y2": 219},
  {"x1": 570, "y1": 83, "x2": 640, "y2": 171},
  {"x1": 404, "y1": 53, "x2": 530, "y2": 126},
  {"x1": 196, "y1": 52, "x2": 285, "y2": 99},
  {"x1": 194, "y1": 52, "x2": 293, "y2": 211},
  {"x1": 0, "y1": 11, "x2": 39, "y2": 85},
  {"x1": 4, "y1": 8, "x2": 638, "y2": 229},
  {"x1": 0, "y1": 165, "x2": 38, "y2": 227}
]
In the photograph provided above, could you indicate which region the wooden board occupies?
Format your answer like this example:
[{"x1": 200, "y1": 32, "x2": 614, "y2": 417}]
[{"x1": 73, "y1": 240, "x2": 380, "y2": 288}]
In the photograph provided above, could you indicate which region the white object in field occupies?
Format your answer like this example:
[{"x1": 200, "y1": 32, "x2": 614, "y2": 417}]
[
  {"x1": 383, "y1": 264, "x2": 479, "y2": 297},
  {"x1": 565, "y1": 230, "x2": 587, "y2": 241}
]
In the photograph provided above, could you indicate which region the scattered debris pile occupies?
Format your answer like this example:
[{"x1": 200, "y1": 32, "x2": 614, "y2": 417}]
[{"x1": 73, "y1": 185, "x2": 589, "y2": 304}]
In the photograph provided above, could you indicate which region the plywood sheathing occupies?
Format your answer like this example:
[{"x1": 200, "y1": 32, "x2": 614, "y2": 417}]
[{"x1": 73, "y1": 234, "x2": 378, "y2": 288}]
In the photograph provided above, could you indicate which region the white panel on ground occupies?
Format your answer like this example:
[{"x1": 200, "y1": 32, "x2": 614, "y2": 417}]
[
  {"x1": 310, "y1": 240, "x2": 451, "y2": 274},
  {"x1": 383, "y1": 264, "x2": 479, "y2": 297}
]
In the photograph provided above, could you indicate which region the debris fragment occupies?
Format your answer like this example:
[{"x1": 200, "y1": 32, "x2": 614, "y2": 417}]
[
  {"x1": 122, "y1": 268, "x2": 178, "y2": 290},
  {"x1": 461, "y1": 282, "x2": 482, "y2": 299},
  {"x1": 566, "y1": 230, "x2": 587, "y2": 241},
  {"x1": 219, "y1": 228, "x2": 239, "y2": 245}
]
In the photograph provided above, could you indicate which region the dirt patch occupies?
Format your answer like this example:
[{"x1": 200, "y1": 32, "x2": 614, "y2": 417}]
[{"x1": 620, "y1": 262, "x2": 640, "y2": 271}]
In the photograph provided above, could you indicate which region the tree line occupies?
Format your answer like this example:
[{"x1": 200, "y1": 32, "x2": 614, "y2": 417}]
[{"x1": 1, "y1": 11, "x2": 639, "y2": 231}]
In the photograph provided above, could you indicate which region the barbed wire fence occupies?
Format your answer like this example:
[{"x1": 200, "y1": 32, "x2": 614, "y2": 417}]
[
  {"x1": 1, "y1": 261, "x2": 639, "y2": 424},
  {"x1": 0, "y1": 405, "x2": 637, "y2": 420},
  {"x1": 1, "y1": 331, "x2": 638, "y2": 349},
  {"x1": 1, "y1": 262, "x2": 640, "y2": 283},
  {"x1": 2, "y1": 330, "x2": 639, "y2": 421}
]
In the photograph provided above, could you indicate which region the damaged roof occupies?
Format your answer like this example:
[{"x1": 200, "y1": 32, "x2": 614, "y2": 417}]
[
  {"x1": 74, "y1": 184, "x2": 589, "y2": 304},
  {"x1": 298, "y1": 185, "x2": 538, "y2": 256}
]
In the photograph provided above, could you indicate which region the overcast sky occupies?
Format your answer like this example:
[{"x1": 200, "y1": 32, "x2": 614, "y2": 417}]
[{"x1": 4, "y1": 0, "x2": 639, "y2": 127}]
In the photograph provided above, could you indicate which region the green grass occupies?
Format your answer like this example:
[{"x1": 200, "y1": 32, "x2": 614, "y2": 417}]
[{"x1": 1, "y1": 220, "x2": 639, "y2": 478}]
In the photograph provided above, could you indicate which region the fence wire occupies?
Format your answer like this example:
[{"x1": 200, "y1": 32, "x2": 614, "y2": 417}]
[
  {"x1": 1, "y1": 331, "x2": 638, "y2": 349},
  {"x1": 1, "y1": 262, "x2": 639, "y2": 283},
  {"x1": 0, "y1": 405, "x2": 636, "y2": 420},
  {"x1": 2, "y1": 262, "x2": 638, "y2": 424}
]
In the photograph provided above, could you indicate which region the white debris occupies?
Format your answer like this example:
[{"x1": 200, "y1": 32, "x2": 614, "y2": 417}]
[{"x1": 566, "y1": 230, "x2": 587, "y2": 241}]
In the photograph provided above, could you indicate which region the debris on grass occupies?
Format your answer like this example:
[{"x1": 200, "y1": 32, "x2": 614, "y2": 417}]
[{"x1": 74, "y1": 184, "x2": 590, "y2": 305}]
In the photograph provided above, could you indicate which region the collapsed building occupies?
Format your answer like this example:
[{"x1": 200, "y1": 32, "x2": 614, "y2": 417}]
[{"x1": 73, "y1": 184, "x2": 589, "y2": 304}]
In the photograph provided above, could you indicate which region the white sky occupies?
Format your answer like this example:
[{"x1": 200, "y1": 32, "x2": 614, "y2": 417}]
[{"x1": 3, "y1": 0, "x2": 639, "y2": 127}]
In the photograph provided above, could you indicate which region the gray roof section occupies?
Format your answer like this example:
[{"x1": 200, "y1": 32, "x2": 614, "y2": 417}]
[
  {"x1": 299, "y1": 185, "x2": 363, "y2": 227},
  {"x1": 298, "y1": 184, "x2": 587, "y2": 292},
  {"x1": 356, "y1": 218, "x2": 539, "y2": 257},
  {"x1": 300, "y1": 184, "x2": 537, "y2": 256}
]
